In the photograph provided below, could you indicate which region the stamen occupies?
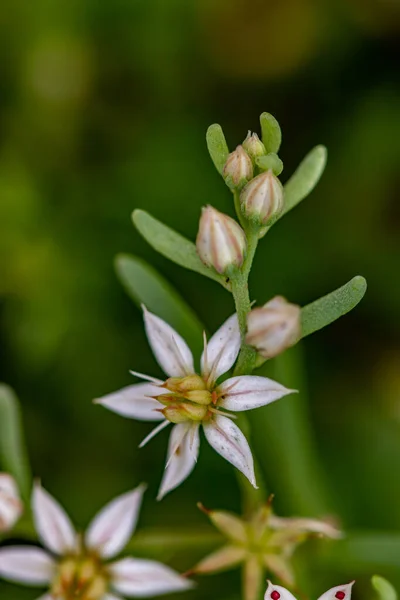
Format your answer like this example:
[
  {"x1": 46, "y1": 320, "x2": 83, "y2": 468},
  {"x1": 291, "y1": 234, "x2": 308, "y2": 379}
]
[
  {"x1": 129, "y1": 370, "x2": 164, "y2": 385},
  {"x1": 208, "y1": 406, "x2": 237, "y2": 419},
  {"x1": 139, "y1": 420, "x2": 170, "y2": 448}
]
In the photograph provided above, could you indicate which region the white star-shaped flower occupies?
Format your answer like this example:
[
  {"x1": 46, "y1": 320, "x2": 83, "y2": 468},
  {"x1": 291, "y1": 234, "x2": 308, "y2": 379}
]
[
  {"x1": 264, "y1": 581, "x2": 354, "y2": 600},
  {"x1": 96, "y1": 308, "x2": 296, "y2": 499},
  {"x1": 0, "y1": 483, "x2": 192, "y2": 599}
]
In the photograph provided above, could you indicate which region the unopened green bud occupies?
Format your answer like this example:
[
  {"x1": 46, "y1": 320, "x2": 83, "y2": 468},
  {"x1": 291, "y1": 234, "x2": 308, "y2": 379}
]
[
  {"x1": 163, "y1": 402, "x2": 208, "y2": 423},
  {"x1": 223, "y1": 145, "x2": 253, "y2": 188},
  {"x1": 164, "y1": 374, "x2": 206, "y2": 394},
  {"x1": 196, "y1": 206, "x2": 246, "y2": 274},
  {"x1": 185, "y1": 390, "x2": 212, "y2": 405},
  {"x1": 240, "y1": 170, "x2": 284, "y2": 226},
  {"x1": 242, "y1": 131, "x2": 266, "y2": 162}
]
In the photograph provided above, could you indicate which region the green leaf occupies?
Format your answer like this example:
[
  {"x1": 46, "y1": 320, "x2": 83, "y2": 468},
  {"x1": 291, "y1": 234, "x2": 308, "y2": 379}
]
[
  {"x1": 256, "y1": 152, "x2": 283, "y2": 176},
  {"x1": 206, "y1": 124, "x2": 229, "y2": 175},
  {"x1": 260, "y1": 112, "x2": 282, "y2": 154},
  {"x1": 0, "y1": 385, "x2": 31, "y2": 501},
  {"x1": 372, "y1": 576, "x2": 397, "y2": 600},
  {"x1": 132, "y1": 210, "x2": 228, "y2": 289},
  {"x1": 281, "y1": 145, "x2": 327, "y2": 218},
  {"x1": 301, "y1": 276, "x2": 367, "y2": 339},
  {"x1": 115, "y1": 253, "x2": 204, "y2": 357}
]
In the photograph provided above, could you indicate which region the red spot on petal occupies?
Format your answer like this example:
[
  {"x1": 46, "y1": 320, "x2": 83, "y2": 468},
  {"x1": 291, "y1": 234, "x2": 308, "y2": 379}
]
[
  {"x1": 336, "y1": 593, "x2": 345, "y2": 599},
  {"x1": 271, "y1": 592, "x2": 280, "y2": 600}
]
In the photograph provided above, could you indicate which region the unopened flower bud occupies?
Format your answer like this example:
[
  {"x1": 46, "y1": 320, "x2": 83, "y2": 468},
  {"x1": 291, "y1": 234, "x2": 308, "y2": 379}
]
[
  {"x1": 0, "y1": 473, "x2": 23, "y2": 532},
  {"x1": 242, "y1": 131, "x2": 266, "y2": 161},
  {"x1": 196, "y1": 206, "x2": 246, "y2": 274},
  {"x1": 246, "y1": 296, "x2": 301, "y2": 359},
  {"x1": 240, "y1": 170, "x2": 284, "y2": 225},
  {"x1": 223, "y1": 145, "x2": 253, "y2": 187}
]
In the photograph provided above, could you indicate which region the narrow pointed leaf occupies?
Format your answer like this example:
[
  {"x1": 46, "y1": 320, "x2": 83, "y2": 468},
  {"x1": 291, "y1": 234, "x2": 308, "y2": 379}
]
[
  {"x1": 115, "y1": 254, "x2": 204, "y2": 355},
  {"x1": 0, "y1": 385, "x2": 31, "y2": 501},
  {"x1": 132, "y1": 210, "x2": 228, "y2": 288},
  {"x1": 301, "y1": 276, "x2": 367, "y2": 339},
  {"x1": 260, "y1": 112, "x2": 282, "y2": 154},
  {"x1": 206, "y1": 124, "x2": 229, "y2": 174},
  {"x1": 372, "y1": 576, "x2": 397, "y2": 600},
  {"x1": 281, "y1": 145, "x2": 327, "y2": 218}
]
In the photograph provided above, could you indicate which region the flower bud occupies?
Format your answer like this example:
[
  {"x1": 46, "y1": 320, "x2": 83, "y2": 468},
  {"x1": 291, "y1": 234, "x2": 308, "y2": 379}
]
[
  {"x1": 240, "y1": 170, "x2": 284, "y2": 225},
  {"x1": 222, "y1": 145, "x2": 253, "y2": 187},
  {"x1": 246, "y1": 296, "x2": 301, "y2": 359},
  {"x1": 242, "y1": 131, "x2": 266, "y2": 161},
  {"x1": 0, "y1": 473, "x2": 23, "y2": 532},
  {"x1": 196, "y1": 206, "x2": 246, "y2": 274},
  {"x1": 163, "y1": 402, "x2": 208, "y2": 423}
]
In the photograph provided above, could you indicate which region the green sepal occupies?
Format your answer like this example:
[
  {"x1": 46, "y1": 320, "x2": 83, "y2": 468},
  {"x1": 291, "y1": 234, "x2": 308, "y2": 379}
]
[
  {"x1": 372, "y1": 576, "x2": 397, "y2": 600},
  {"x1": 301, "y1": 276, "x2": 367, "y2": 338},
  {"x1": 115, "y1": 253, "x2": 204, "y2": 356},
  {"x1": 206, "y1": 124, "x2": 229, "y2": 175},
  {"x1": 281, "y1": 145, "x2": 327, "y2": 219},
  {"x1": 256, "y1": 153, "x2": 283, "y2": 176},
  {"x1": 260, "y1": 112, "x2": 282, "y2": 154},
  {"x1": 132, "y1": 210, "x2": 229, "y2": 289},
  {"x1": 0, "y1": 385, "x2": 32, "y2": 501}
]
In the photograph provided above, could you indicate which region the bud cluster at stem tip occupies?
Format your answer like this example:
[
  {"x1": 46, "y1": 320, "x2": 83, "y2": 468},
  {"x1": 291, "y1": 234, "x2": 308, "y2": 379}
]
[
  {"x1": 246, "y1": 296, "x2": 301, "y2": 358},
  {"x1": 240, "y1": 169, "x2": 284, "y2": 226},
  {"x1": 242, "y1": 131, "x2": 266, "y2": 162},
  {"x1": 196, "y1": 205, "x2": 246, "y2": 274}
]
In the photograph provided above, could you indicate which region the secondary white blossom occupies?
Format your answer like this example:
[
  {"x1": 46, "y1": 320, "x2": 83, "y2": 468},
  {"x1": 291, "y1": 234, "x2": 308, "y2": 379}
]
[
  {"x1": 264, "y1": 581, "x2": 354, "y2": 600},
  {"x1": 0, "y1": 483, "x2": 192, "y2": 599},
  {"x1": 96, "y1": 307, "x2": 296, "y2": 499},
  {"x1": 0, "y1": 473, "x2": 23, "y2": 532}
]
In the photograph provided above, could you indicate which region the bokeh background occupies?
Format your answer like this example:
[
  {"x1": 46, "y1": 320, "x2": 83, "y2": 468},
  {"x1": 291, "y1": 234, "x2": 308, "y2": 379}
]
[{"x1": 0, "y1": 0, "x2": 399, "y2": 598}]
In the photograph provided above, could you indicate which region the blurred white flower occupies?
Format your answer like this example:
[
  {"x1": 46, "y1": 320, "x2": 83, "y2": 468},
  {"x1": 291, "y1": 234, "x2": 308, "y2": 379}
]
[
  {"x1": 265, "y1": 581, "x2": 354, "y2": 600},
  {"x1": 0, "y1": 473, "x2": 23, "y2": 533},
  {"x1": 0, "y1": 483, "x2": 192, "y2": 599},
  {"x1": 96, "y1": 307, "x2": 296, "y2": 499}
]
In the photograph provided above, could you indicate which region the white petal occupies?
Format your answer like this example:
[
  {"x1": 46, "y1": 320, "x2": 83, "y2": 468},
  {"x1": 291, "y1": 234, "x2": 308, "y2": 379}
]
[
  {"x1": 102, "y1": 595, "x2": 123, "y2": 600},
  {"x1": 0, "y1": 473, "x2": 23, "y2": 532},
  {"x1": 0, "y1": 547, "x2": 55, "y2": 585},
  {"x1": 157, "y1": 423, "x2": 200, "y2": 500},
  {"x1": 32, "y1": 484, "x2": 77, "y2": 555},
  {"x1": 201, "y1": 314, "x2": 240, "y2": 384},
  {"x1": 94, "y1": 383, "x2": 166, "y2": 421},
  {"x1": 203, "y1": 415, "x2": 256, "y2": 487},
  {"x1": 110, "y1": 557, "x2": 194, "y2": 597},
  {"x1": 264, "y1": 581, "x2": 297, "y2": 600},
  {"x1": 86, "y1": 484, "x2": 146, "y2": 559},
  {"x1": 35, "y1": 595, "x2": 54, "y2": 600},
  {"x1": 318, "y1": 583, "x2": 354, "y2": 600},
  {"x1": 143, "y1": 307, "x2": 194, "y2": 377},
  {"x1": 217, "y1": 376, "x2": 296, "y2": 412},
  {"x1": 268, "y1": 515, "x2": 342, "y2": 539}
]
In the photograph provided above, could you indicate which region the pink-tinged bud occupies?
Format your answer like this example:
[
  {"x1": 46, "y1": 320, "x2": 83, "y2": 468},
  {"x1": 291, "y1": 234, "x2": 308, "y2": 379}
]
[
  {"x1": 246, "y1": 296, "x2": 301, "y2": 359},
  {"x1": 242, "y1": 131, "x2": 266, "y2": 162},
  {"x1": 223, "y1": 145, "x2": 253, "y2": 187},
  {"x1": 196, "y1": 206, "x2": 247, "y2": 274},
  {"x1": 0, "y1": 473, "x2": 23, "y2": 532},
  {"x1": 240, "y1": 170, "x2": 284, "y2": 225}
]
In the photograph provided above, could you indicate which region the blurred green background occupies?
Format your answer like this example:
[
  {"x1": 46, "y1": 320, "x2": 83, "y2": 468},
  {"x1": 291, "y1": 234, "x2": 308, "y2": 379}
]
[{"x1": 0, "y1": 0, "x2": 399, "y2": 598}]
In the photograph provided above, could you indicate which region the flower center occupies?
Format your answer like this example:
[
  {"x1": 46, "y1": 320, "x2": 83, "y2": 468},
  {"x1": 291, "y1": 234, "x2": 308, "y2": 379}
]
[
  {"x1": 51, "y1": 555, "x2": 108, "y2": 600},
  {"x1": 157, "y1": 374, "x2": 215, "y2": 424}
]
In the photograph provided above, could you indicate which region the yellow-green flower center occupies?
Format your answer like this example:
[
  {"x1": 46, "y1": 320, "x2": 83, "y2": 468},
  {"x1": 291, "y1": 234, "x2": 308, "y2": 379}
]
[
  {"x1": 158, "y1": 375, "x2": 219, "y2": 424},
  {"x1": 51, "y1": 555, "x2": 108, "y2": 600}
]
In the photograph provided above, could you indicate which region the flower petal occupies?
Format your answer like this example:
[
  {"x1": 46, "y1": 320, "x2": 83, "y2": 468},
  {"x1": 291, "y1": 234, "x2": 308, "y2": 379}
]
[
  {"x1": 264, "y1": 581, "x2": 297, "y2": 600},
  {"x1": 203, "y1": 415, "x2": 256, "y2": 487},
  {"x1": 0, "y1": 473, "x2": 23, "y2": 532},
  {"x1": 218, "y1": 376, "x2": 296, "y2": 412},
  {"x1": 318, "y1": 583, "x2": 355, "y2": 600},
  {"x1": 191, "y1": 545, "x2": 246, "y2": 574},
  {"x1": 268, "y1": 515, "x2": 342, "y2": 539},
  {"x1": 200, "y1": 507, "x2": 247, "y2": 543},
  {"x1": 263, "y1": 555, "x2": 294, "y2": 587},
  {"x1": 110, "y1": 557, "x2": 194, "y2": 597},
  {"x1": 35, "y1": 595, "x2": 54, "y2": 600},
  {"x1": 102, "y1": 595, "x2": 123, "y2": 600},
  {"x1": 32, "y1": 484, "x2": 77, "y2": 555},
  {"x1": 201, "y1": 314, "x2": 240, "y2": 384},
  {"x1": 157, "y1": 423, "x2": 200, "y2": 500},
  {"x1": 0, "y1": 547, "x2": 55, "y2": 585},
  {"x1": 85, "y1": 484, "x2": 146, "y2": 559},
  {"x1": 143, "y1": 307, "x2": 194, "y2": 377},
  {"x1": 94, "y1": 383, "x2": 166, "y2": 421},
  {"x1": 243, "y1": 555, "x2": 263, "y2": 600}
]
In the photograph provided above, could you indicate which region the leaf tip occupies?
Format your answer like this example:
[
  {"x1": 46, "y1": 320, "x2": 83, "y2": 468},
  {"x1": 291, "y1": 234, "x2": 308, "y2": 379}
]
[{"x1": 351, "y1": 275, "x2": 367, "y2": 296}]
